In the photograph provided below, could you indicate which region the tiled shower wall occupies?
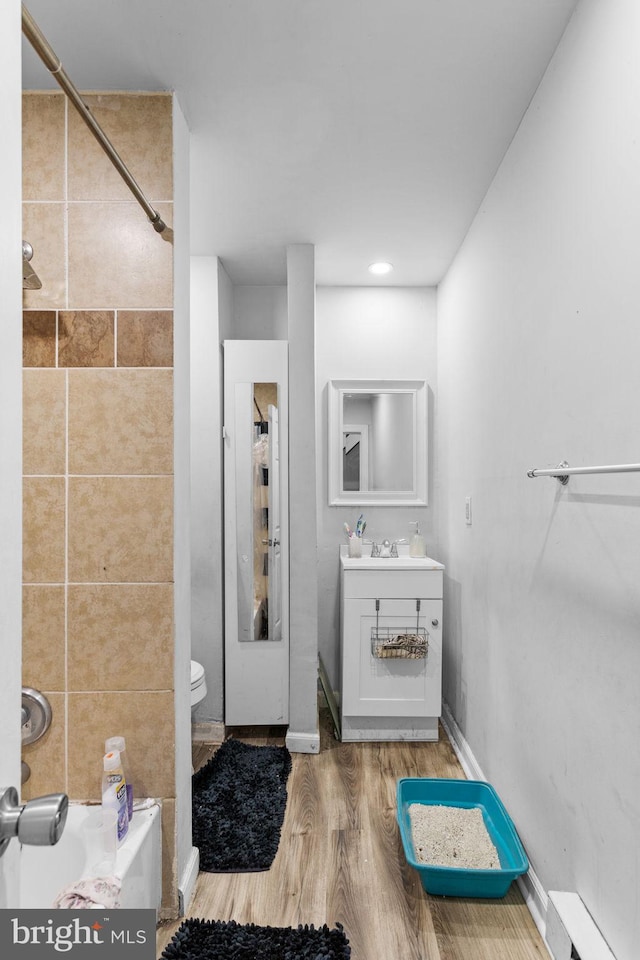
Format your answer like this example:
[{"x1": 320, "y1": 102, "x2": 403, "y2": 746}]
[{"x1": 22, "y1": 92, "x2": 177, "y2": 912}]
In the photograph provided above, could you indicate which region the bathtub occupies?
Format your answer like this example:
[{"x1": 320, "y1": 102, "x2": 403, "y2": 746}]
[{"x1": 19, "y1": 802, "x2": 162, "y2": 912}]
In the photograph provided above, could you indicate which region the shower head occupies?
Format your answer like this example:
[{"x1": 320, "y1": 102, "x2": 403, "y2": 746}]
[{"x1": 22, "y1": 240, "x2": 42, "y2": 290}]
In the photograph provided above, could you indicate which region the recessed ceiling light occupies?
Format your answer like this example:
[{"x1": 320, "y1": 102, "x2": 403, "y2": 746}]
[{"x1": 368, "y1": 261, "x2": 394, "y2": 276}]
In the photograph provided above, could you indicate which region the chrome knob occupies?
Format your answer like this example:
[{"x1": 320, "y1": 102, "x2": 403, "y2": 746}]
[
  {"x1": 0, "y1": 786, "x2": 68, "y2": 857},
  {"x1": 22, "y1": 688, "x2": 53, "y2": 746},
  {"x1": 18, "y1": 792, "x2": 69, "y2": 846},
  {"x1": 431, "y1": 619, "x2": 439, "y2": 627}
]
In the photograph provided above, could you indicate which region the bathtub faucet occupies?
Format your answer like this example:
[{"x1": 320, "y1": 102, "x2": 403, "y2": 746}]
[{"x1": 0, "y1": 786, "x2": 68, "y2": 858}]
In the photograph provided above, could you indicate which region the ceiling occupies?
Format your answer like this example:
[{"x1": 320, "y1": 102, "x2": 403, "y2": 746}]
[{"x1": 21, "y1": 0, "x2": 579, "y2": 286}]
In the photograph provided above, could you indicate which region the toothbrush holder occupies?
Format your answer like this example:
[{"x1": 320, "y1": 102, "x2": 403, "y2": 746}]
[{"x1": 348, "y1": 536, "x2": 362, "y2": 558}]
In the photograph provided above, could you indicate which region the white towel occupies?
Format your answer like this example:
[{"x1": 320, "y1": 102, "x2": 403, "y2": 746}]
[{"x1": 53, "y1": 876, "x2": 121, "y2": 909}]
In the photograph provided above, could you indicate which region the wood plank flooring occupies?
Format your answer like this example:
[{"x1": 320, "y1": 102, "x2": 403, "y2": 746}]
[{"x1": 156, "y1": 705, "x2": 549, "y2": 960}]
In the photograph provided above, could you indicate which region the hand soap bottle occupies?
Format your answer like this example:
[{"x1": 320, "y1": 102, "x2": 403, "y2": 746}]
[{"x1": 409, "y1": 521, "x2": 426, "y2": 558}]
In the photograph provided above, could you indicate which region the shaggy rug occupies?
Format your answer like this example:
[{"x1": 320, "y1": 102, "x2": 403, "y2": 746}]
[
  {"x1": 192, "y1": 738, "x2": 292, "y2": 872},
  {"x1": 161, "y1": 918, "x2": 351, "y2": 960}
]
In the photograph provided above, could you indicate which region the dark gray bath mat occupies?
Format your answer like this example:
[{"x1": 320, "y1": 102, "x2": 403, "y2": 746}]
[
  {"x1": 161, "y1": 918, "x2": 351, "y2": 960},
  {"x1": 192, "y1": 738, "x2": 292, "y2": 872}
]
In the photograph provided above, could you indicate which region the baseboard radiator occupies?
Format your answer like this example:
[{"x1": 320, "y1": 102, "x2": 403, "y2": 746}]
[{"x1": 546, "y1": 892, "x2": 616, "y2": 960}]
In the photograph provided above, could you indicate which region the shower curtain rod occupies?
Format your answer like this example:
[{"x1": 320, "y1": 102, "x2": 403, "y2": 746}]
[
  {"x1": 527, "y1": 460, "x2": 640, "y2": 484},
  {"x1": 21, "y1": 3, "x2": 170, "y2": 237}
]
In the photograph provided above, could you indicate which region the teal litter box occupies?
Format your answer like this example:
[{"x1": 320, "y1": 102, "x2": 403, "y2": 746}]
[{"x1": 396, "y1": 778, "x2": 529, "y2": 898}]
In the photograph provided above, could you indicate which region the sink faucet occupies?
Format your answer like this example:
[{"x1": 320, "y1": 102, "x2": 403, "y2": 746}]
[
  {"x1": 370, "y1": 538, "x2": 407, "y2": 558},
  {"x1": 0, "y1": 786, "x2": 68, "y2": 858}
]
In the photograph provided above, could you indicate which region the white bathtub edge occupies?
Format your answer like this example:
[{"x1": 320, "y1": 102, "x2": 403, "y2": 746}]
[{"x1": 20, "y1": 800, "x2": 162, "y2": 912}]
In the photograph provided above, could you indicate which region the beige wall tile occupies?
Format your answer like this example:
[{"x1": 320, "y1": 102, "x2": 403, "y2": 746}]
[
  {"x1": 68, "y1": 477, "x2": 173, "y2": 583},
  {"x1": 58, "y1": 310, "x2": 115, "y2": 367},
  {"x1": 22, "y1": 692, "x2": 66, "y2": 801},
  {"x1": 21, "y1": 91, "x2": 177, "y2": 874},
  {"x1": 67, "y1": 692, "x2": 175, "y2": 800},
  {"x1": 68, "y1": 202, "x2": 173, "y2": 309},
  {"x1": 22, "y1": 93, "x2": 65, "y2": 201},
  {"x1": 23, "y1": 311, "x2": 57, "y2": 367},
  {"x1": 22, "y1": 586, "x2": 66, "y2": 691},
  {"x1": 68, "y1": 94, "x2": 173, "y2": 202},
  {"x1": 23, "y1": 477, "x2": 65, "y2": 583},
  {"x1": 68, "y1": 369, "x2": 173, "y2": 475},
  {"x1": 117, "y1": 311, "x2": 173, "y2": 367},
  {"x1": 23, "y1": 369, "x2": 66, "y2": 475},
  {"x1": 22, "y1": 202, "x2": 66, "y2": 309},
  {"x1": 68, "y1": 584, "x2": 174, "y2": 691},
  {"x1": 160, "y1": 799, "x2": 179, "y2": 915}
]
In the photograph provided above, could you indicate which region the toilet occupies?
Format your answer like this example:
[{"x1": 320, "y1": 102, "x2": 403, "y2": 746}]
[{"x1": 190, "y1": 660, "x2": 207, "y2": 716}]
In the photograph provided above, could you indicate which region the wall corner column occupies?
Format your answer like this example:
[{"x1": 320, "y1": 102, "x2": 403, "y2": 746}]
[{"x1": 286, "y1": 244, "x2": 320, "y2": 753}]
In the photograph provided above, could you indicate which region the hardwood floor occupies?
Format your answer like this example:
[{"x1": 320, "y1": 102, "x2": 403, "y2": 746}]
[{"x1": 157, "y1": 705, "x2": 549, "y2": 959}]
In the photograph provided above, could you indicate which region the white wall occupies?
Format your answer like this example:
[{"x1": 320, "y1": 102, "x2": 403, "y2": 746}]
[
  {"x1": 316, "y1": 287, "x2": 437, "y2": 687},
  {"x1": 233, "y1": 284, "x2": 287, "y2": 340},
  {"x1": 190, "y1": 256, "x2": 225, "y2": 723},
  {"x1": 286, "y1": 245, "x2": 320, "y2": 752},
  {"x1": 437, "y1": 2, "x2": 640, "y2": 957},
  {"x1": 218, "y1": 260, "x2": 235, "y2": 342}
]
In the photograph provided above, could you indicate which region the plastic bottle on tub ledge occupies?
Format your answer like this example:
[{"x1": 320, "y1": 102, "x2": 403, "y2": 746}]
[
  {"x1": 102, "y1": 750, "x2": 129, "y2": 845},
  {"x1": 105, "y1": 735, "x2": 133, "y2": 822}
]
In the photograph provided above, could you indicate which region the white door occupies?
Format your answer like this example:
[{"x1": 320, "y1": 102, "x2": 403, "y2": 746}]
[
  {"x1": 0, "y1": 0, "x2": 24, "y2": 905},
  {"x1": 267, "y1": 404, "x2": 282, "y2": 643},
  {"x1": 0, "y1": 380, "x2": 23, "y2": 905},
  {"x1": 224, "y1": 341, "x2": 289, "y2": 725}
]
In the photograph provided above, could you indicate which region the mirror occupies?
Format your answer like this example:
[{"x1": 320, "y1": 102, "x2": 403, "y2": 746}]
[
  {"x1": 250, "y1": 384, "x2": 282, "y2": 642},
  {"x1": 237, "y1": 382, "x2": 282, "y2": 643},
  {"x1": 328, "y1": 379, "x2": 428, "y2": 506}
]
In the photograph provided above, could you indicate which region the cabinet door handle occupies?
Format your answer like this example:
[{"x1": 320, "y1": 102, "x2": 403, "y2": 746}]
[{"x1": 431, "y1": 619, "x2": 439, "y2": 627}]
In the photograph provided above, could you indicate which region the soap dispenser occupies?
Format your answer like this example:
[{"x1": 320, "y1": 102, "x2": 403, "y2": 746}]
[{"x1": 409, "y1": 521, "x2": 426, "y2": 558}]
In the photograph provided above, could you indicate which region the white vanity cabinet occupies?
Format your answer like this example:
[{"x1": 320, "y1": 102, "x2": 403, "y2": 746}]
[{"x1": 339, "y1": 548, "x2": 444, "y2": 741}]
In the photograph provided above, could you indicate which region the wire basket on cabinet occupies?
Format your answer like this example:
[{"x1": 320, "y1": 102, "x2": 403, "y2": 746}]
[{"x1": 371, "y1": 627, "x2": 428, "y2": 660}]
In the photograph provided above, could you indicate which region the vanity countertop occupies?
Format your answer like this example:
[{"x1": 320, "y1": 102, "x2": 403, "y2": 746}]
[{"x1": 339, "y1": 545, "x2": 444, "y2": 571}]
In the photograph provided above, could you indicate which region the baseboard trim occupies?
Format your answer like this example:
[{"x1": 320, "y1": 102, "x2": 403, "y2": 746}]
[
  {"x1": 178, "y1": 844, "x2": 200, "y2": 917},
  {"x1": 440, "y1": 702, "x2": 484, "y2": 780},
  {"x1": 191, "y1": 720, "x2": 225, "y2": 743},
  {"x1": 285, "y1": 730, "x2": 320, "y2": 754},
  {"x1": 441, "y1": 701, "x2": 551, "y2": 955}
]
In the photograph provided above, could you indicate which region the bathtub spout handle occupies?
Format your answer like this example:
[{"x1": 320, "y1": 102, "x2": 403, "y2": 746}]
[{"x1": 0, "y1": 786, "x2": 69, "y2": 857}]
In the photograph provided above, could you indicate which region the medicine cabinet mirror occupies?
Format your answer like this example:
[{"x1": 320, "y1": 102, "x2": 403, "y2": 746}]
[{"x1": 328, "y1": 379, "x2": 428, "y2": 506}]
